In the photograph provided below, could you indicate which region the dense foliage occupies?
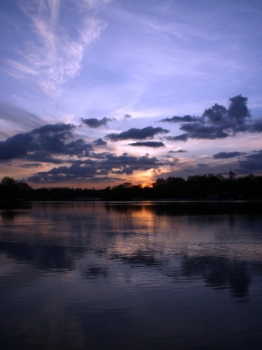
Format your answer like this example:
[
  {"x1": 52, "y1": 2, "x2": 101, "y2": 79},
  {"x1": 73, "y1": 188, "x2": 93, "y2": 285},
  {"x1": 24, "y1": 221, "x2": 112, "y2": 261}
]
[{"x1": 1, "y1": 172, "x2": 262, "y2": 201}]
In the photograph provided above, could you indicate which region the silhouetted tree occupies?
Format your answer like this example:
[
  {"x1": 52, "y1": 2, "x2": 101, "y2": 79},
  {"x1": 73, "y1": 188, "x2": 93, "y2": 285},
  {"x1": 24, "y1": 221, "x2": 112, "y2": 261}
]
[{"x1": 1, "y1": 173, "x2": 262, "y2": 201}]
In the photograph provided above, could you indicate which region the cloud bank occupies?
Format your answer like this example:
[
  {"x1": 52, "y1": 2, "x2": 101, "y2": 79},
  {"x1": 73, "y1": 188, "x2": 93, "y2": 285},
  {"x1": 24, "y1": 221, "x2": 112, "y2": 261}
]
[
  {"x1": 1, "y1": 94, "x2": 262, "y2": 184},
  {"x1": 0, "y1": 123, "x2": 92, "y2": 162},
  {"x1": 164, "y1": 95, "x2": 262, "y2": 141},
  {"x1": 27, "y1": 153, "x2": 162, "y2": 183}
]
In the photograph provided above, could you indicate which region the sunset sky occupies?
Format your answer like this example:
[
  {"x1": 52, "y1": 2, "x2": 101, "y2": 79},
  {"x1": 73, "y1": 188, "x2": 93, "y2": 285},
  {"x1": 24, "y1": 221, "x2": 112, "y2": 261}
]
[{"x1": 0, "y1": 0, "x2": 262, "y2": 188}]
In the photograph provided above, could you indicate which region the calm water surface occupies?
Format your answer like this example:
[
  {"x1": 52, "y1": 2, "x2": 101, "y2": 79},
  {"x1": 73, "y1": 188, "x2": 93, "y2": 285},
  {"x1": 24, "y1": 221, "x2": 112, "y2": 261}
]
[{"x1": 0, "y1": 201, "x2": 262, "y2": 350}]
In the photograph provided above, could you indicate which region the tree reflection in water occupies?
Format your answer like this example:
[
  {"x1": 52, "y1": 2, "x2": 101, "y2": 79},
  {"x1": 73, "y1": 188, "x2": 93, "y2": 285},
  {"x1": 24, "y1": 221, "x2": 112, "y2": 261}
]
[{"x1": 1, "y1": 201, "x2": 262, "y2": 349}]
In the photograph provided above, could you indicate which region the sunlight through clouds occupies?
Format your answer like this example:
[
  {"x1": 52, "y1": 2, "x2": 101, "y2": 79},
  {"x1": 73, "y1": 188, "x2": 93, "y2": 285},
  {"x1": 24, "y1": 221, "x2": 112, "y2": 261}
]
[{"x1": 0, "y1": 0, "x2": 262, "y2": 187}]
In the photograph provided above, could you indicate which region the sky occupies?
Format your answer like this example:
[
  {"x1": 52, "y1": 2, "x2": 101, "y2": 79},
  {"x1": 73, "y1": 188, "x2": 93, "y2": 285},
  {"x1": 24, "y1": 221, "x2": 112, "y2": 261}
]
[{"x1": 0, "y1": 0, "x2": 262, "y2": 188}]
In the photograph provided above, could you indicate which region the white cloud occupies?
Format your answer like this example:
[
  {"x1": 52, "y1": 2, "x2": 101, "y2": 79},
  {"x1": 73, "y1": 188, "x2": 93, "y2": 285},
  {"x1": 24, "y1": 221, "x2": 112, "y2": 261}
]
[
  {"x1": 4, "y1": 59, "x2": 38, "y2": 76},
  {"x1": 82, "y1": 0, "x2": 112, "y2": 9},
  {"x1": 5, "y1": 0, "x2": 107, "y2": 98}
]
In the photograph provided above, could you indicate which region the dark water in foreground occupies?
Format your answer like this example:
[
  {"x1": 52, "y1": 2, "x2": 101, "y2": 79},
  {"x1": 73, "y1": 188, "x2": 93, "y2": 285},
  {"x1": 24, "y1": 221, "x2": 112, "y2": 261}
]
[{"x1": 0, "y1": 201, "x2": 262, "y2": 350}]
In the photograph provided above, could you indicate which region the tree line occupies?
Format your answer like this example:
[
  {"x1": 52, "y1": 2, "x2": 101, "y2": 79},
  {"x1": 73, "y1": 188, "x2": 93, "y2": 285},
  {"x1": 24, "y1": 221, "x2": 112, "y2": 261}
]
[{"x1": 0, "y1": 172, "x2": 262, "y2": 201}]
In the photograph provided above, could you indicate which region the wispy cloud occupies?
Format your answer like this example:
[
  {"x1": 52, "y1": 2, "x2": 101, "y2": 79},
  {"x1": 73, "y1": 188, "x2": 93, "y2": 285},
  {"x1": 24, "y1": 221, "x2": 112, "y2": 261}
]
[
  {"x1": 82, "y1": 0, "x2": 112, "y2": 9},
  {"x1": 5, "y1": 0, "x2": 107, "y2": 97},
  {"x1": 0, "y1": 102, "x2": 44, "y2": 138}
]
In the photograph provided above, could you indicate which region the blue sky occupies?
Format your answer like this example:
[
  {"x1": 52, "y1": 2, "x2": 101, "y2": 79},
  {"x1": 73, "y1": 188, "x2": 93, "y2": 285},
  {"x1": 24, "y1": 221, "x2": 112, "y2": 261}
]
[{"x1": 0, "y1": 0, "x2": 262, "y2": 188}]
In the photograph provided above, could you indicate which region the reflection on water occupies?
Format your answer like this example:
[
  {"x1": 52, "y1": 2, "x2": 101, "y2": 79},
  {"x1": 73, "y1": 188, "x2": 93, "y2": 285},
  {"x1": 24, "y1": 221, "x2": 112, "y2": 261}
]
[
  {"x1": 0, "y1": 201, "x2": 262, "y2": 349},
  {"x1": 182, "y1": 255, "x2": 250, "y2": 300}
]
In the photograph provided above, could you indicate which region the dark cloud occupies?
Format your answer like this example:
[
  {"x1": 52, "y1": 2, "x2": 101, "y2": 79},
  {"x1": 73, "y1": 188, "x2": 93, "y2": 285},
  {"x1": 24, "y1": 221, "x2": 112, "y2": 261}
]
[
  {"x1": 28, "y1": 163, "x2": 96, "y2": 183},
  {"x1": 129, "y1": 141, "x2": 165, "y2": 148},
  {"x1": 106, "y1": 126, "x2": 169, "y2": 141},
  {"x1": 0, "y1": 132, "x2": 34, "y2": 159},
  {"x1": 89, "y1": 152, "x2": 111, "y2": 159},
  {"x1": 166, "y1": 133, "x2": 188, "y2": 141},
  {"x1": 213, "y1": 152, "x2": 246, "y2": 159},
  {"x1": 35, "y1": 123, "x2": 74, "y2": 134},
  {"x1": 93, "y1": 138, "x2": 107, "y2": 146},
  {"x1": 20, "y1": 163, "x2": 42, "y2": 168},
  {"x1": 180, "y1": 124, "x2": 229, "y2": 139},
  {"x1": 203, "y1": 96, "x2": 250, "y2": 126},
  {"x1": 227, "y1": 95, "x2": 250, "y2": 124},
  {"x1": 123, "y1": 114, "x2": 132, "y2": 120},
  {"x1": 161, "y1": 115, "x2": 200, "y2": 123},
  {"x1": 250, "y1": 119, "x2": 262, "y2": 132},
  {"x1": 239, "y1": 150, "x2": 262, "y2": 171},
  {"x1": 81, "y1": 117, "x2": 113, "y2": 128},
  {"x1": 65, "y1": 138, "x2": 92, "y2": 155},
  {"x1": 202, "y1": 104, "x2": 228, "y2": 125},
  {"x1": 169, "y1": 150, "x2": 187, "y2": 153},
  {"x1": 0, "y1": 123, "x2": 93, "y2": 162},
  {"x1": 27, "y1": 153, "x2": 162, "y2": 183},
  {"x1": 26, "y1": 151, "x2": 64, "y2": 164},
  {"x1": 166, "y1": 95, "x2": 261, "y2": 142},
  {"x1": 184, "y1": 169, "x2": 194, "y2": 172},
  {"x1": 197, "y1": 163, "x2": 208, "y2": 167},
  {"x1": 101, "y1": 153, "x2": 162, "y2": 175}
]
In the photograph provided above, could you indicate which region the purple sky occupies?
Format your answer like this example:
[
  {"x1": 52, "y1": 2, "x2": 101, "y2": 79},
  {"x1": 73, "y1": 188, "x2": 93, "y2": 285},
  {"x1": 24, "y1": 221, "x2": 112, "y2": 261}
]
[{"x1": 1, "y1": 0, "x2": 262, "y2": 188}]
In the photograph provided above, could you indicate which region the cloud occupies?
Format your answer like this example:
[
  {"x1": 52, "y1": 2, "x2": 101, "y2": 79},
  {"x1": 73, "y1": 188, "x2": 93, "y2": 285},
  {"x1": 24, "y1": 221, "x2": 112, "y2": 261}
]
[
  {"x1": 203, "y1": 95, "x2": 251, "y2": 129},
  {"x1": 0, "y1": 123, "x2": 93, "y2": 162},
  {"x1": 27, "y1": 153, "x2": 163, "y2": 182},
  {"x1": 123, "y1": 114, "x2": 132, "y2": 120},
  {"x1": 250, "y1": 120, "x2": 262, "y2": 132},
  {"x1": 26, "y1": 151, "x2": 65, "y2": 164},
  {"x1": 5, "y1": 0, "x2": 107, "y2": 97},
  {"x1": 81, "y1": 117, "x2": 113, "y2": 128},
  {"x1": 129, "y1": 141, "x2": 165, "y2": 148},
  {"x1": 227, "y1": 95, "x2": 250, "y2": 125},
  {"x1": 166, "y1": 95, "x2": 261, "y2": 142},
  {"x1": 202, "y1": 104, "x2": 228, "y2": 126},
  {"x1": 106, "y1": 126, "x2": 169, "y2": 141},
  {"x1": 169, "y1": 149, "x2": 187, "y2": 153},
  {"x1": 93, "y1": 138, "x2": 107, "y2": 146},
  {"x1": 0, "y1": 132, "x2": 34, "y2": 160},
  {"x1": 99, "y1": 153, "x2": 162, "y2": 175},
  {"x1": 81, "y1": 0, "x2": 112, "y2": 9},
  {"x1": 161, "y1": 115, "x2": 200, "y2": 123},
  {"x1": 239, "y1": 150, "x2": 262, "y2": 171},
  {"x1": 166, "y1": 133, "x2": 188, "y2": 141},
  {"x1": 213, "y1": 152, "x2": 246, "y2": 159},
  {"x1": 197, "y1": 163, "x2": 208, "y2": 167},
  {"x1": 180, "y1": 124, "x2": 229, "y2": 139},
  {"x1": 29, "y1": 163, "x2": 97, "y2": 183},
  {"x1": 88, "y1": 151, "x2": 111, "y2": 159},
  {"x1": 202, "y1": 97, "x2": 250, "y2": 127},
  {"x1": 0, "y1": 102, "x2": 44, "y2": 135},
  {"x1": 20, "y1": 163, "x2": 42, "y2": 168}
]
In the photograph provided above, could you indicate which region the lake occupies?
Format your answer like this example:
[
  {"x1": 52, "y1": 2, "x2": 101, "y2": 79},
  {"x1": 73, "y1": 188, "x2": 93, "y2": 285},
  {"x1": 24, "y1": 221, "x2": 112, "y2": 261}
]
[{"x1": 0, "y1": 201, "x2": 262, "y2": 350}]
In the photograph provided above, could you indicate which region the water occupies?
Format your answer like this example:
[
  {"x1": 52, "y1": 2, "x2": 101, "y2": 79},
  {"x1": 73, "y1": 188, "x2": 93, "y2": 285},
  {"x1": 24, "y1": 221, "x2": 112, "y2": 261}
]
[{"x1": 0, "y1": 201, "x2": 262, "y2": 349}]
